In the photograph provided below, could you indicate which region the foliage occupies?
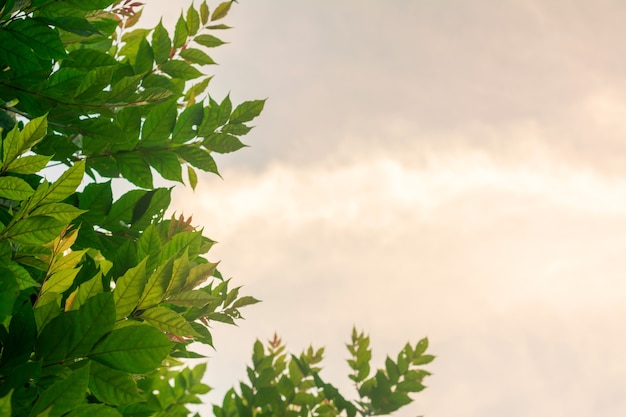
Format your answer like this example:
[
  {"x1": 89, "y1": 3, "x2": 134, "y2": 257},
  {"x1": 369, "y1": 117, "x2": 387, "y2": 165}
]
[
  {"x1": 0, "y1": 1, "x2": 433, "y2": 416},
  {"x1": 213, "y1": 330, "x2": 434, "y2": 417},
  {"x1": 0, "y1": 1, "x2": 261, "y2": 416}
]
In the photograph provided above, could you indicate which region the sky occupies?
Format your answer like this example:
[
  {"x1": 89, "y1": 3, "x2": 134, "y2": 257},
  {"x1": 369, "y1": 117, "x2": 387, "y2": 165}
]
[{"x1": 141, "y1": 1, "x2": 626, "y2": 416}]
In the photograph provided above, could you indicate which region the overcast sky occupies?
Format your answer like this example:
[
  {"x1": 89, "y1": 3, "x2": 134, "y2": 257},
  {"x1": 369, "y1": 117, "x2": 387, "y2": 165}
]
[{"x1": 141, "y1": 2, "x2": 626, "y2": 416}]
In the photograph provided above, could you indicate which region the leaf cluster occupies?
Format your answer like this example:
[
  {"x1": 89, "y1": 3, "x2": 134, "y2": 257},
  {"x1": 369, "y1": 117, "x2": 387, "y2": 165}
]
[
  {"x1": 0, "y1": 1, "x2": 261, "y2": 416},
  {"x1": 213, "y1": 330, "x2": 434, "y2": 417}
]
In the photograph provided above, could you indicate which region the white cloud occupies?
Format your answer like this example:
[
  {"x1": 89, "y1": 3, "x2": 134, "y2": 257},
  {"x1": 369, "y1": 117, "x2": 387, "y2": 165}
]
[{"x1": 172, "y1": 149, "x2": 626, "y2": 416}]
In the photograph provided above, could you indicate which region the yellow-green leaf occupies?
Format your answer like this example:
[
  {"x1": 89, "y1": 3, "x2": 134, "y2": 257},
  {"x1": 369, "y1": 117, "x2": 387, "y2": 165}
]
[
  {"x1": 211, "y1": 1, "x2": 232, "y2": 21},
  {"x1": 140, "y1": 306, "x2": 198, "y2": 337},
  {"x1": 0, "y1": 176, "x2": 34, "y2": 200},
  {"x1": 41, "y1": 267, "x2": 81, "y2": 296},
  {"x1": 113, "y1": 258, "x2": 147, "y2": 319}
]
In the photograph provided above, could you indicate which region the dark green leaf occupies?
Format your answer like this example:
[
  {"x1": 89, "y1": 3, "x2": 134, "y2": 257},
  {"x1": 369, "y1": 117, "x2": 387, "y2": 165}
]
[
  {"x1": 152, "y1": 20, "x2": 172, "y2": 65},
  {"x1": 141, "y1": 100, "x2": 177, "y2": 145},
  {"x1": 31, "y1": 365, "x2": 90, "y2": 417},
  {"x1": 203, "y1": 133, "x2": 246, "y2": 154},
  {"x1": 176, "y1": 146, "x2": 219, "y2": 175},
  {"x1": 7, "y1": 18, "x2": 66, "y2": 59},
  {"x1": 172, "y1": 102, "x2": 204, "y2": 143},
  {"x1": 144, "y1": 150, "x2": 182, "y2": 182},
  {"x1": 230, "y1": 99, "x2": 266, "y2": 124},
  {"x1": 115, "y1": 153, "x2": 153, "y2": 189}
]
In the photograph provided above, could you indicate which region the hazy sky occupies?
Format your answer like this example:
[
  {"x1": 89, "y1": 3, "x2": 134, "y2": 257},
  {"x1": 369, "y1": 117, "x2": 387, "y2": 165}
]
[{"x1": 141, "y1": 2, "x2": 626, "y2": 416}]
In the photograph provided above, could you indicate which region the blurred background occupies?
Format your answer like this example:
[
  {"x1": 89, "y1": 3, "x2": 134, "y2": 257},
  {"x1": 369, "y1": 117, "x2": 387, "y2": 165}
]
[{"x1": 142, "y1": 1, "x2": 626, "y2": 416}]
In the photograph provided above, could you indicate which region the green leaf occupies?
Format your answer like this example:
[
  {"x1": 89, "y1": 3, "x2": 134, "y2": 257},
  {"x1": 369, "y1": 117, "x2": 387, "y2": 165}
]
[
  {"x1": 159, "y1": 60, "x2": 202, "y2": 80},
  {"x1": 194, "y1": 34, "x2": 225, "y2": 48},
  {"x1": 184, "y1": 76, "x2": 212, "y2": 103},
  {"x1": 176, "y1": 146, "x2": 219, "y2": 175},
  {"x1": 221, "y1": 123, "x2": 253, "y2": 136},
  {"x1": 65, "y1": 404, "x2": 122, "y2": 417},
  {"x1": 187, "y1": 165, "x2": 198, "y2": 190},
  {"x1": 180, "y1": 48, "x2": 216, "y2": 65},
  {"x1": 36, "y1": 160, "x2": 85, "y2": 206},
  {"x1": 41, "y1": 268, "x2": 81, "y2": 296},
  {"x1": 203, "y1": 133, "x2": 246, "y2": 154},
  {"x1": 211, "y1": 1, "x2": 232, "y2": 21},
  {"x1": 115, "y1": 153, "x2": 153, "y2": 189},
  {"x1": 5, "y1": 154, "x2": 51, "y2": 176},
  {"x1": 3, "y1": 115, "x2": 47, "y2": 168},
  {"x1": 186, "y1": 5, "x2": 200, "y2": 36},
  {"x1": 200, "y1": 1, "x2": 209, "y2": 25},
  {"x1": 137, "y1": 257, "x2": 173, "y2": 309},
  {"x1": 31, "y1": 203, "x2": 86, "y2": 223},
  {"x1": 0, "y1": 390, "x2": 12, "y2": 417},
  {"x1": 0, "y1": 270, "x2": 19, "y2": 324},
  {"x1": 172, "y1": 102, "x2": 204, "y2": 143},
  {"x1": 165, "y1": 290, "x2": 216, "y2": 308},
  {"x1": 183, "y1": 261, "x2": 218, "y2": 290},
  {"x1": 230, "y1": 99, "x2": 266, "y2": 124},
  {"x1": 1, "y1": 299, "x2": 36, "y2": 369},
  {"x1": 133, "y1": 37, "x2": 154, "y2": 74},
  {"x1": 0, "y1": 28, "x2": 42, "y2": 73},
  {"x1": 231, "y1": 296, "x2": 261, "y2": 309},
  {"x1": 152, "y1": 20, "x2": 172, "y2": 65},
  {"x1": 141, "y1": 100, "x2": 177, "y2": 145},
  {"x1": 412, "y1": 354, "x2": 435, "y2": 365},
  {"x1": 173, "y1": 14, "x2": 188, "y2": 49},
  {"x1": 71, "y1": 273, "x2": 103, "y2": 311},
  {"x1": 35, "y1": 16, "x2": 100, "y2": 37},
  {"x1": 414, "y1": 337, "x2": 428, "y2": 356},
  {"x1": 0, "y1": 176, "x2": 34, "y2": 200},
  {"x1": 90, "y1": 325, "x2": 172, "y2": 374},
  {"x1": 30, "y1": 364, "x2": 90, "y2": 417},
  {"x1": 68, "y1": 292, "x2": 116, "y2": 358},
  {"x1": 140, "y1": 306, "x2": 197, "y2": 337},
  {"x1": 3, "y1": 216, "x2": 64, "y2": 245},
  {"x1": 144, "y1": 150, "x2": 183, "y2": 182},
  {"x1": 89, "y1": 362, "x2": 142, "y2": 406},
  {"x1": 7, "y1": 263, "x2": 39, "y2": 289},
  {"x1": 113, "y1": 258, "x2": 147, "y2": 319},
  {"x1": 64, "y1": 49, "x2": 118, "y2": 68},
  {"x1": 7, "y1": 18, "x2": 66, "y2": 60}
]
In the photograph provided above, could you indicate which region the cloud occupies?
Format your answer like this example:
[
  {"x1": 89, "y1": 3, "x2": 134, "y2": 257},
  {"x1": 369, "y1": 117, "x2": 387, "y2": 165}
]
[{"x1": 172, "y1": 148, "x2": 626, "y2": 416}]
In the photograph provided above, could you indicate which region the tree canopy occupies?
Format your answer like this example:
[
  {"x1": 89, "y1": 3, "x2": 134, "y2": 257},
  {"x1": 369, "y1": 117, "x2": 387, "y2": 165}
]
[{"x1": 0, "y1": 1, "x2": 433, "y2": 416}]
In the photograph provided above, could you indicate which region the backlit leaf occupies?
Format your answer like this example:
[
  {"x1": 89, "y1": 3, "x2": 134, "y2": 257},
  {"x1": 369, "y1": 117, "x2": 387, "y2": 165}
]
[
  {"x1": 90, "y1": 325, "x2": 172, "y2": 374},
  {"x1": 0, "y1": 176, "x2": 34, "y2": 200},
  {"x1": 5, "y1": 154, "x2": 52, "y2": 175},
  {"x1": 113, "y1": 258, "x2": 147, "y2": 319},
  {"x1": 140, "y1": 306, "x2": 197, "y2": 337}
]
